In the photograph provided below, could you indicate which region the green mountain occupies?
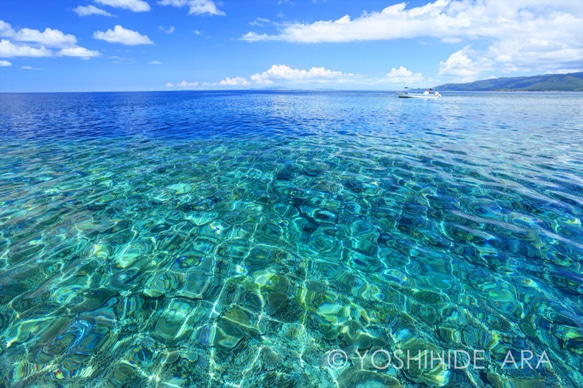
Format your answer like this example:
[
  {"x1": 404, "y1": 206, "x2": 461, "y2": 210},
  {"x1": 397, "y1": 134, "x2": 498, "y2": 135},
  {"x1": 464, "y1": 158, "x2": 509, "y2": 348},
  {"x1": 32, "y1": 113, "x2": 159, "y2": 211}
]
[{"x1": 435, "y1": 72, "x2": 583, "y2": 91}]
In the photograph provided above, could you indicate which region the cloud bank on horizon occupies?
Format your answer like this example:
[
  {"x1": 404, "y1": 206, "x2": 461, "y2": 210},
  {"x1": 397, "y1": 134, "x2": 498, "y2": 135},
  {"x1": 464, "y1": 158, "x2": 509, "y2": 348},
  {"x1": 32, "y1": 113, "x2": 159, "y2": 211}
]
[{"x1": 0, "y1": 0, "x2": 581, "y2": 91}]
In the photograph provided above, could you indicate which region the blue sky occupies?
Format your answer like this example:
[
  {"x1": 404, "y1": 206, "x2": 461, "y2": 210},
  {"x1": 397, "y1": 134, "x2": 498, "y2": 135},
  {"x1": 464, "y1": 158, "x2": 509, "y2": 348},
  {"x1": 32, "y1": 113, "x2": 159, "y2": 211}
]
[{"x1": 0, "y1": 0, "x2": 582, "y2": 92}]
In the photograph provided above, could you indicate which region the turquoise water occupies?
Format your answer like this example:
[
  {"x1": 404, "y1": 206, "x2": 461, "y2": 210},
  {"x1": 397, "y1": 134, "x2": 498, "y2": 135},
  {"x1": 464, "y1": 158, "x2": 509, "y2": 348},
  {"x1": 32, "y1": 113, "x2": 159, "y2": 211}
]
[{"x1": 0, "y1": 91, "x2": 581, "y2": 387}]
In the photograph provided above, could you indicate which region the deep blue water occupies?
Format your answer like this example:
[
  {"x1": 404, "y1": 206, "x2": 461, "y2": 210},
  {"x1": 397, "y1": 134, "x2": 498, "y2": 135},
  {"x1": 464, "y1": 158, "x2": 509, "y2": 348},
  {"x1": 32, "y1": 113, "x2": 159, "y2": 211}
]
[{"x1": 0, "y1": 91, "x2": 582, "y2": 387}]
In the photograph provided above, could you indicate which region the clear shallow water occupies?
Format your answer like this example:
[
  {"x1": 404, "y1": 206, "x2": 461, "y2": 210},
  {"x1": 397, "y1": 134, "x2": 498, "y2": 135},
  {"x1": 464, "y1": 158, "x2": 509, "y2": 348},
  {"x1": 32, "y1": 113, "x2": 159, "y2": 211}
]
[{"x1": 0, "y1": 91, "x2": 581, "y2": 387}]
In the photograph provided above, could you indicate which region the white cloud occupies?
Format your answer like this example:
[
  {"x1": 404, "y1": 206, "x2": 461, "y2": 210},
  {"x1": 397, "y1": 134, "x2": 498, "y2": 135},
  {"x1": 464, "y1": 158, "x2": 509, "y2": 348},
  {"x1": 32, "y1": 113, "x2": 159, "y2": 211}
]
[
  {"x1": 0, "y1": 20, "x2": 14, "y2": 37},
  {"x1": 158, "y1": 0, "x2": 185, "y2": 6},
  {"x1": 387, "y1": 66, "x2": 413, "y2": 77},
  {"x1": 0, "y1": 39, "x2": 53, "y2": 57},
  {"x1": 250, "y1": 18, "x2": 271, "y2": 27},
  {"x1": 385, "y1": 66, "x2": 424, "y2": 83},
  {"x1": 486, "y1": 37, "x2": 582, "y2": 72},
  {"x1": 178, "y1": 80, "x2": 199, "y2": 87},
  {"x1": 438, "y1": 45, "x2": 496, "y2": 82},
  {"x1": 21, "y1": 65, "x2": 42, "y2": 70},
  {"x1": 436, "y1": 39, "x2": 577, "y2": 82},
  {"x1": 0, "y1": 59, "x2": 11, "y2": 66},
  {"x1": 242, "y1": 1, "x2": 582, "y2": 44},
  {"x1": 193, "y1": 30, "x2": 201, "y2": 35},
  {"x1": 159, "y1": 25, "x2": 175, "y2": 34},
  {"x1": 181, "y1": 64, "x2": 429, "y2": 88},
  {"x1": 250, "y1": 64, "x2": 351, "y2": 84},
  {"x1": 59, "y1": 46, "x2": 101, "y2": 59},
  {"x1": 546, "y1": 69, "x2": 582, "y2": 75},
  {"x1": 169, "y1": 77, "x2": 250, "y2": 88},
  {"x1": 149, "y1": 60, "x2": 162, "y2": 64},
  {"x1": 159, "y1": 0, "x2": 225, "y2": 16},
  {"x1": 188, "y1": 0, "x2": 224, "y2": 16},
  {"x1": 0, "y1": 22, "x2": 100, "y2": 61},
  {"x1": 110, "y1": 55, "x2": 134, "y2": 64},
  {"x1": 95, "y1": 0, "x2": 150, "y2": 12},
  {"x1": 0, "y1": 21, "x2": 77, "y2": 47},
  {"x1": 94, "y1": 25, "x2": 153, "y2": 45},
  {"x1": 242, "y1": 1, "x2": 583, "y2": 76},
  {"x1": 74, "y1": 5, "x2": 114, "y2": 16},
  {"x1": 218, "y1": 76, "x2": 249, "y2": 86},
  {"x1": 13, "y1": 28, "x2": 77, "y2": 47}
]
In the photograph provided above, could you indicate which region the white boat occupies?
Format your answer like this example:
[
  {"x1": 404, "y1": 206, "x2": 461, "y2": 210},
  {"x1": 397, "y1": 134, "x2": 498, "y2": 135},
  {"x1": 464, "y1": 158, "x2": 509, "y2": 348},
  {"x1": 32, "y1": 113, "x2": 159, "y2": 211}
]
[{"x1": 397, "y1": 91, "x2": 441, "y2": 99}]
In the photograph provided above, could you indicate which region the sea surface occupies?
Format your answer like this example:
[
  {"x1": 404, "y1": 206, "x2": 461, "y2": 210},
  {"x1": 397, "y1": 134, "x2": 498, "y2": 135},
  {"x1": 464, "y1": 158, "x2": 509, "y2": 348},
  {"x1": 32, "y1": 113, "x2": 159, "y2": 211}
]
[{"x1": 0, "y1": 91, "x2": 582, "y2": 387}]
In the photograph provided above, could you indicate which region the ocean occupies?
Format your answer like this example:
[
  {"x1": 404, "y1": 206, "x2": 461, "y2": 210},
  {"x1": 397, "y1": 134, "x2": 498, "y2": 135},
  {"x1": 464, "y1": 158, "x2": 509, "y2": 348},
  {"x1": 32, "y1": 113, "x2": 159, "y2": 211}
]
[{"x1": 0, "y1": 91, "x2": 582, "y2": 387}]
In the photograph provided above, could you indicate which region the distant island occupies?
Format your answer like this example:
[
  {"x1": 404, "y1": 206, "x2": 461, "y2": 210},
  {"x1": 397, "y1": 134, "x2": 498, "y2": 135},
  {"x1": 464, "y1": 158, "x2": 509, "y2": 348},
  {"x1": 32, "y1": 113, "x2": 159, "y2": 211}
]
[{"x1": 435, "y1": 72, "x2": 583, "y2": 91}]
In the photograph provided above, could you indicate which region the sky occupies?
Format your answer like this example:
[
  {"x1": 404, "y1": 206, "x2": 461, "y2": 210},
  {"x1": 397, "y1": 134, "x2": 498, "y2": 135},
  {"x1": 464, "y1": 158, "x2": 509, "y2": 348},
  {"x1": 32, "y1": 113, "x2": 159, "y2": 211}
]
[{"x1": 0, "y1": 0, "x2": 582, "y2": 92}]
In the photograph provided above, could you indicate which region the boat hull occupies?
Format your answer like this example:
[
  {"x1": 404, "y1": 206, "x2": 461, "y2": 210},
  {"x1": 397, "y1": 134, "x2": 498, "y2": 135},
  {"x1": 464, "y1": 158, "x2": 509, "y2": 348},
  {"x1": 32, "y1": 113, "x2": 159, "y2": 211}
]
[{"x1": 397, "y1": 92, "x2": 440, "y2": 99}]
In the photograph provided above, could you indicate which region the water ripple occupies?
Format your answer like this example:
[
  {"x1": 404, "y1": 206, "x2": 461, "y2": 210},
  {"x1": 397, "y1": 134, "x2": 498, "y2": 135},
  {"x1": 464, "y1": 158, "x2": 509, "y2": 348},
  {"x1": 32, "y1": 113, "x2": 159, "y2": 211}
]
[{"x1": 0, "y1": 91, "x2": 582, "y2": 387}]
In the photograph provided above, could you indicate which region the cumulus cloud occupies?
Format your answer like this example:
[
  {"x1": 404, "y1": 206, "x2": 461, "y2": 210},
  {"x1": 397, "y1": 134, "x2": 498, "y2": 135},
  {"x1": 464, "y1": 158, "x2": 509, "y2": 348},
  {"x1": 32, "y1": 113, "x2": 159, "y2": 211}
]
[
  {"x1": 177, "y1": 80, "x2": 199, "y2": 87},
  {"x1": 438, "y1": 46, "x2": 486, "y2": 81},
  {"x1": 94, "y1": 25, "x2": 153, "y2": 45},
  {"x1": 385, "y1": 66, "x2": 424, "y2": 83},
  {"x1": 0, "y1": 21, "x2": 99, "y2": 60},
  {"x1": 95, "y1": 0, "x2": 150, "y2": 12},
  {"x1": 167, "y1": 65, "x2": 353, "y2": 89},
  {"x1": 13, "y1": 28, "x2": 77, "y2": 47},
  {"x1": 437, "y1": 42, "x2": 562, "y2": 82},
  {"x1": 0, "y1": 21, "x2": 77, "y2": 47},
  {"x1": 159, "y1": 0, "x2": 225, "y2": 16},
  {"x1": 387, "y1": 66, "x2": 413, "y2": 77},
  {"x1": 0, "y1": 39, "x2": 99, "y2": 59},
  {"x1": 0, "y1": 59, "x2": 11, "y2": 66},
  {"x1": 0, "y1": 21, "x2": 12, "y2": 36},
  {"x1": 250, "y1": 64, "x2": 351, "y2": 84},
  {"x1": 242, "y1": 0, "x2": 583, "y2": 76},
  {"x1": 74, "y1": 5, "x2": 114, "y2": 17},
  {"x1": 59, "y1": 46, "x2": 100, "y2": 59},
  {"x1": 0, "y1": 39, "x2": 53, "y2": 57},
  {"x1": 170, "y1": 65, "x2": 354, "y2": 88},
  {"x1": 218, "y1": 76, "x2": 249, "y2": 86}
]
